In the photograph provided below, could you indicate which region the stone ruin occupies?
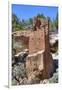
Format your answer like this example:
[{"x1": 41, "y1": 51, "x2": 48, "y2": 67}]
[{"x1": 12, "y1": 19, "x2": 54, "y2": 82}]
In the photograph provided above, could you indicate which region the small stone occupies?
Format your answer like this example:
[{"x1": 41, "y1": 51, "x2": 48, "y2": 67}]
[
  {"x1": 12, "y1": 78, "x2": 18, "y2": 85},
  {"x1": 40, "y1": 80, "x2": 43, "y2": 84},
  {"x1": 42, "y1": 79, "x2": 49, "y2": 84}
]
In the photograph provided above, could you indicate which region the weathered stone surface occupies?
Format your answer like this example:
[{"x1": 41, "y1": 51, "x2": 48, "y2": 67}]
[
  {"x1": 29, "y1": 30, "x2": 45, "y2": 54},
  {"x1": 40, "y1": 79, "x2": 49, "y2": 84},
  {"x1": 26, "y1": 50, "x2": 44, "y2": 77},
  {"x1": 12, "y1": 19, "x2": 54, "y2": 85},
  {"x1": 26, "y1": 22, "x2": 53, "y2": 80}
]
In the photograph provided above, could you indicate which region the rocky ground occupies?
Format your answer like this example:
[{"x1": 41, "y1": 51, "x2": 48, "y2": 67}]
[
  {"x1": 12, "y1": 31, "x2": 58, "y2": 85},
  {"x1": 12, "y1": 57, "x2": 58, "y2": 85}
]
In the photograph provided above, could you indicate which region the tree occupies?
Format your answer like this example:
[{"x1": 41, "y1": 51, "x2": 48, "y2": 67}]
[
  {"x1": 37, "y1": 14, "x2": 46, "y2": 19},
  {"x1": 29, "y1": 18, "x2": 33, "y2": 25},
  {"x1": 12, "y1": 13, "x2": 23, "y2": 31},
  {"x1": 54, "y1": 13, "x2": 58, "y2": 29}
]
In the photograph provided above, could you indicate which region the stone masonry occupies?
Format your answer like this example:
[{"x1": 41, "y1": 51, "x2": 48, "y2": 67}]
[
  {"x1": 12, "y1": 19, "x2": 54, "y2": 80},
  {"x1": 26, "y1": 20, "x2": 54, "y2": 79}
]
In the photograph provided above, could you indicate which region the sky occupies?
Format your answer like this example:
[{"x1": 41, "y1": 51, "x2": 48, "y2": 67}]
[{"x1": 12, "y1": 4, "x2": 58, "y2": 21}]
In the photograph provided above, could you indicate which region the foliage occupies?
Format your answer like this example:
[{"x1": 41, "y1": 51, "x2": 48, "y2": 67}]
[
  {"x1": 37, "y1": 14, "x2": 46, "y2": 19},
  {"x1": 12, "y1": 14, "x2": 24, "y2": 31},
  {"x1": 12, "y1": 13, "x2": 58, "y2": 31},
  {"x1": 54, "y1": 13, "x2": 58, "y2": 29}
]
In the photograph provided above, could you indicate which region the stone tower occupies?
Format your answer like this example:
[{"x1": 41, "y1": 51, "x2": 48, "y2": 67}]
[
  {"x1": 12, "y1": 19, "x2": 54, "y2": 80},
  {"x1": 26, "y1": 19, "x2": 54, "y2": 79}
]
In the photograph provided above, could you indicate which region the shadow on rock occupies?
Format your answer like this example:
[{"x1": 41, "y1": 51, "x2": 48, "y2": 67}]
[{"x1": 53, "y1": 59, "x2": 58, "y2": 73}]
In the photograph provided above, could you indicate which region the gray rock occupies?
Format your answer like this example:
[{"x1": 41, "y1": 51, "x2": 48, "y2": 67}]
[
  {"x1": 42, "y1": 79, "x2": 49, "y2": 84},
  {"x1": 12, "y1": 78, "x2": 18, "y2": 85},
  {"x1": 12, "y1": 63, "x2": 26, "y2": 78},
  {"x1": 49, "y1": 71, "x2": 58, "y2": 83}
]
